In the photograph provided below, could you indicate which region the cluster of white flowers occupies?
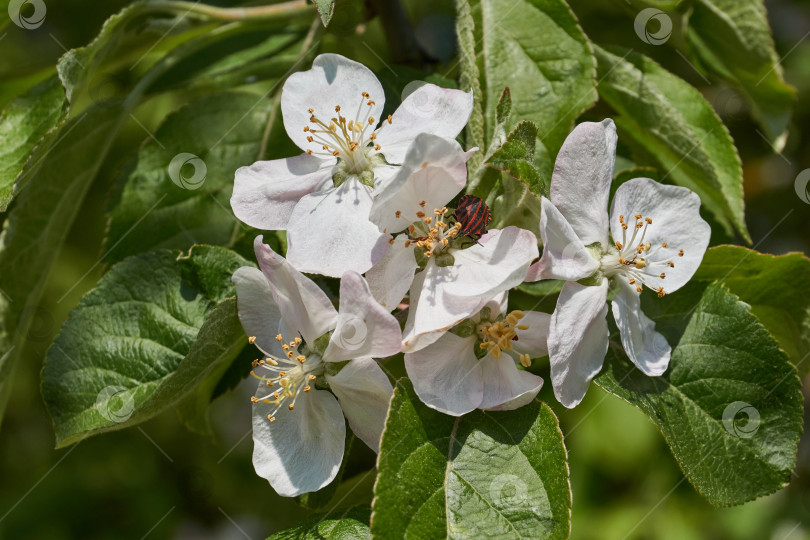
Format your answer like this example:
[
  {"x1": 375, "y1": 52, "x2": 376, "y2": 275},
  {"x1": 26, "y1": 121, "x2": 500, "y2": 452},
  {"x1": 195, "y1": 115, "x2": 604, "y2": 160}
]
[{"x1": 229, "y1": 54, "x2": 710, "y2": 496}]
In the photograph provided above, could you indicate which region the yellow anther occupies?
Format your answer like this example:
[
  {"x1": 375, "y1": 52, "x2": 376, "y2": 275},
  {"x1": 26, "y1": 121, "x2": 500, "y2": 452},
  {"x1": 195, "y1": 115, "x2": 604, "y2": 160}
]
[
  {"x1": 678, "y1": 249, "x2": 684, "y2": 257},
  {"x1": 308, "y1": 108, "x2": 314, "y2": 113},
  {"x1": 645, "y1": 217, "x2": 652, "y2": 224},
  {"x1": 296, "y1": 355, "x2": 306, "y2": 363},
  {"x1": 660, "y1": 273, "x2": 666, "y2": 279},
  {"x1": 615, "y1": 241, "x2": 623, "y2": 250},
  {"x1": 276, "y1": 334, "x2": 283, "y2": 342},
  {"x1": 248, "y1": 336, "x2": 256, "y2": 344},
  {"x1": 375, "y1": 144, "x2": 381, "y2": 151},
  {"x1": 268, "y1": 415, "x2": 276, "y2": 422},
  {"x1": 387, "y1": 114, "x2": 392, "y2": 124},
  {"x1": 304, "y1": 386, "x2": 311, "y2": 392},
  {"x1": 657, "y1": 287, "x2": 666, "y2": 298},
  {"x1": 636, "y1": 285, "x2": 643, "y2": 293},
  {"x1": 250, "y1": 396, "x2": 259, "y2": 403},
  {"x1": 662, "y1": 242, "x2": 668, "y2": 248},
  {"x1": 416, "y1": 211, "x2": 426, "y2": 219},
  {"x1": 288, "y1": 404, "x2": 294, "y2": 410},
  {"x1": 519, "y1": 354, "x2": 532, "y2": 368},
  {"x1": 335, "y1": 105, "x2": 341, "y2": 112}
]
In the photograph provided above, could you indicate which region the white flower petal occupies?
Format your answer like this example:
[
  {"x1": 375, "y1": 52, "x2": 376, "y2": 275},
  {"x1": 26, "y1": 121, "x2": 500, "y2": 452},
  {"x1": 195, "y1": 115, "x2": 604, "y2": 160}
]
[
  {"x1": 365, "y1": 234, "x2": 418, "y2": 311},
  {"x1": 404, "y1": 332, "x2": 483, "y2": 416},
  {"x1": 402, "y1": 262, "x2": 492, "y2": 352},
  {"x1": 324, "y1": 271, "x2": 402, "y2": 362},
  {"x1": 281, "y1": 54, "x2": 384, "y2": 154},
  {"x1": 609, "y1": 177, "x2": 711, "y2": 293},
  {"x1": 231, "y1": 154, "x2": 334, "y2": 230},
  {"x1": 479, "y1": 354, "x2": 544, "y2": 411},
  {"x1": 440, "y1": 227, "x2": 539, "y2": 298},
  {"x1": 528, "y1": 197, "x2": 600, "y2": 282},
  {"x1": 611, "y1": 281, "x2": 671, "y2": 376},
  {"x1": 326, "y1": 357, "x2": 393, "y2": 453},
  {"x1": 252, "y1": 386, "x2": 345, "y2": 496},
  {"x1": 512, "y1": 310, "x2": 551, "y2": 359},
  {"x1": 374, "y1": 84, "x2": 473, "y2": 164},
  {"x1": 369, "y1": 133, "x2": 471, "y2": 234},
  {"x1": 286, "y1": 178, "x2": 390, "y2": 277},
  {"x1": 373, "y1": 163, "x2": 400, "y2": 193},
  {"x1": 253, "y1": 236, "x2": 337, "y2": 343},
  {"x1": 549, "y1": 119, "x2": 617, "y2": 246},
  {"x1": 549, "y1": 279, "x2": 610, "y2": 408},
  {"x1": 232, "y1": 267, "x2": 285, "y2": 358}
]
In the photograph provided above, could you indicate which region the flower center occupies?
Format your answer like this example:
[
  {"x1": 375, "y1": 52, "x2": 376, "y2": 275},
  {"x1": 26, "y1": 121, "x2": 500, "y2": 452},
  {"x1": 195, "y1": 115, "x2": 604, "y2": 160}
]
[
  {"x1": 476, "y1": 310, "x2": 532, "y2": 367},
  {"x1": 303, "y1": 91, "x2": 392, "y2": 178},
  {"x1": 249, "y1": 333, "x2": 325, "y2": 422},
  {"x1": 600, "y1": 213, "x2": 684, "y2": 298}
]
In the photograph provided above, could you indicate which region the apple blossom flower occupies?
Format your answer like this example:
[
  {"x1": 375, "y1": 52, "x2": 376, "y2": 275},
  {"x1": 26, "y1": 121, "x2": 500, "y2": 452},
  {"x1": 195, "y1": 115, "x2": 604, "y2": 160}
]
[
  {"x1": 230, "y1": 53, "x2": 473, "y2": 277},
  {"x1": 525, "y1": 119, "x2": 711, "y2": 408},
  {"x1": 406, "y1": 295, "x2": 550, "y2": 416},
  {"x1": 365, "y1": 136, "x2": 538, "y2": 352},
  {"x1": 232, "y1": 236, "x2": 402, "y2": 496}
]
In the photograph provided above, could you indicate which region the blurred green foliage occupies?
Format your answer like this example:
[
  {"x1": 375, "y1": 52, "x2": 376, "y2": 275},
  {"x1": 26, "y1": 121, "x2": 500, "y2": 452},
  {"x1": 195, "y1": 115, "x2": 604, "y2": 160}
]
[{"x1": 0, "y1": 0, "x2": 807, "y2": 538}]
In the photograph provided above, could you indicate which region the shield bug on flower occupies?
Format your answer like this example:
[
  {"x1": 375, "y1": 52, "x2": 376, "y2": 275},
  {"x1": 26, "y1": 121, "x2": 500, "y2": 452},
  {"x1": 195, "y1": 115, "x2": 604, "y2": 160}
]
[{"x1": 454, "y1": 194, "x2": 492, "y2": 240}]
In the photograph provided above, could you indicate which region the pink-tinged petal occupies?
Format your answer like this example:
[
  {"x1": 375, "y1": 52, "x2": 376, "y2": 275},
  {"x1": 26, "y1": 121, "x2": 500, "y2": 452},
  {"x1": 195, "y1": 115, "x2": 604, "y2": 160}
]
[
  {"x1": 610, "y1": 177, "x2": 710, "y2": 294},
  {"x1": 286, "y1": 178, "x2": 390, "y2": 277},
  {"x1": 281, "y1": 54, "x2": 384, "y2": 154},
  {"x1": 549, "y1": 279, "x2": 609, "y2": 408},
  {"x1": 479, "y1": 354, "x2": 544, "y2": 411},
  {"x1": 528, "y1": 197, "x2": 599, "y2": 282},
  {"x1": 253, "y1": 236, "x2": 337, "y2": 343},
  {"x1": 512, "y1": 310, "x2": 551, "y2": 359},
  {"x1": 370, "y1": 133, "x2": 472, "y2": 234},
  {"x1": 550, "y1": 119, "x2": 616, "y2": 247},
  {"x1": 231, "y1": 154, "x2": 335, "y2": 230},
  {"x1": 374, "y1": 84, "x2": 473, "y2": 164},
  {"x1": 365, "y1": 235, "x2": 418, "y2": 312},
  {"x1": 324, "y1": 272, "x2": 402, "y2": 362},
  {"x1": 252, "y1": 386, "x2": 345, "y2": 496},
  {"x1": 441, "y1": 227, "x2": 539, "y2": 298},
  {"x1": 326, "y1": 357, "x2": 393, "y2": 452},
  {"x1": 611, "y1": 281, "x2": 671, "y2": 376},
  {"x1": 232, "y1": 267, "x2": 285, "y2": 358},
  {"x1": 404, "y1": 332, "x2": 483, "y2": 416}
]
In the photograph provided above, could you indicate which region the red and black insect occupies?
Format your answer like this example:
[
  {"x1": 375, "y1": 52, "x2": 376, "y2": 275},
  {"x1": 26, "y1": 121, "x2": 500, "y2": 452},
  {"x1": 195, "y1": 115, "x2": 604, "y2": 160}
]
[{"x1": 454, "y1": 194, "x2": 492, "y2": 239}]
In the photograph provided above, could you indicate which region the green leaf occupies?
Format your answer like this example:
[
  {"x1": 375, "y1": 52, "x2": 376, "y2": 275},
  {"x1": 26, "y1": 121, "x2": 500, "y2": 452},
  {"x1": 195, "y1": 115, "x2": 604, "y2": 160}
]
[
  {"x1": 42, "y1": 246, "x2": 252, "y2": 447},
  {"x1": 105, "y1": 92, "x2": 274, "y2": 263},
  {"x1": 267, "y1": 505, "x2": 371, "y2": 539},
  {"x1": 687, "y1": 0, "x2": 796, "y2": 151},
  {"x1": 594, "y1": 45, "x2": 749, "y2": 241},
  {"x1": 471, "y1": 0, "x2": 596, "y2": 156},
  {"x1": 693, "y1": 246, "x2": 810, "y2": 367},
  {"x1": 595, "y1": 282, "x2": 803, "y2": 506},
  {"x1": 0, "y1": 75, "x2": 67, "y2": 211},
  {"x1": 486, "y1": 121, "x2": 540, "y2": 188},
  {"x1": 313, "y1": 0, "x2": 336, "y2": 26},
  {"x1": 455, "y1": 0, "x2": 486, "y2": 175},
  {"x1": 371, "y1": 379, "x2": 570, "y2": 539}
]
